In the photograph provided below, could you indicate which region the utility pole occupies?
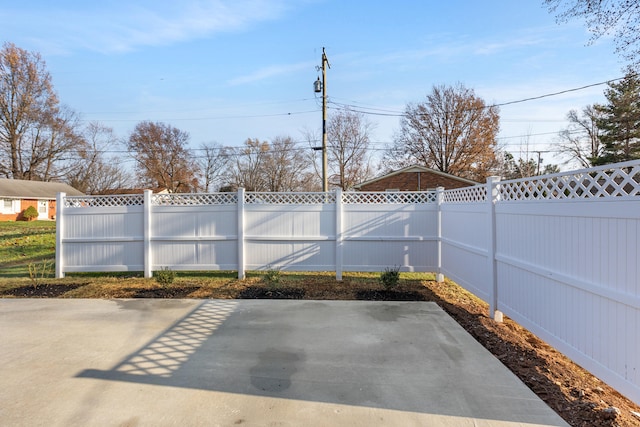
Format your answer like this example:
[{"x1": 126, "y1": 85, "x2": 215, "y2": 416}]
[
  {"x1": 314, "y1": 47, "x2": 330, "y2": 192},
  {"x1": 533, "y1": 150, "x2": 549, "y2": 175}
]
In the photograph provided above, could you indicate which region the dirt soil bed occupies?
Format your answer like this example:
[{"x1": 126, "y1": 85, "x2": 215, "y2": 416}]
[{"x1": 2, "y1": 276, "x2": 639, "y2": 426}]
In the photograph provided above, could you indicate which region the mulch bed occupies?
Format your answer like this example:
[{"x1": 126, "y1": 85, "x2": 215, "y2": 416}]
[{"x1": 1, "y1": 283, "x2": 85, "y2": 298}]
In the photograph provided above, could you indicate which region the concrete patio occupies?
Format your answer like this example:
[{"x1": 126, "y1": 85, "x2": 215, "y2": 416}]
[{"x1": 0, "y1": 299, "x2": 568, "y2": 426}]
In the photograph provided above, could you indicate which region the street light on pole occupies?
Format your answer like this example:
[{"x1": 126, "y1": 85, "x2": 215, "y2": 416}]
[{"x1": 313, "y1": 47, "x2": 330, "y2": 192}]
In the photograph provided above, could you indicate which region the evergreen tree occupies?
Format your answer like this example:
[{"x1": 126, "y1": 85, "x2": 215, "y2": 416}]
[{"x1": 594, "y1": 73, "x2": 640, "y2": 165}]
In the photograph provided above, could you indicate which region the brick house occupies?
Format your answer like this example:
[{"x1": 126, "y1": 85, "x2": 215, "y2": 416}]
[
  {"x1": 353, "y1": 165, "x2": 477, "y2": 191},
  {"x1": 0, "y1": 179, "x2": 83, "y2": 221}
]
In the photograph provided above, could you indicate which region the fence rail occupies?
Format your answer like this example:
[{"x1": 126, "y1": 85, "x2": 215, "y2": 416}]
[{"x1": 55, "y1": 160, "x2": 640, "y2": 406}]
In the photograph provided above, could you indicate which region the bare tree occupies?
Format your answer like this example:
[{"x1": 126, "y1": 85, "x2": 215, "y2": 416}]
[
  {"x1": 391, "y1": 83, "x2": 500, "y2": 182},
  {"x1": 21, "y1": 105, "x2": 83, "y2": 181},
  {"x1": 67, "y1": 122, "x2": 131, "y2": 194},
  {"x1": 326, "y1": 109, "x2": 374, "y2": 190},
  {"x1": 515, "y1": 131, "x2": 540, "y2": 178},
  {"x1": 222, "y1": 137, "x2": 318, "y2": 192},
  {"x1": 198, "y1": 142, "x2": 230, "y2": 192},
  {"x1": 544, "y1": 0, "x2": 640, "y2": 68},
  {"x1": 127, "y1": 121, "x2": 198, "y2": 192},
  {"x1": 301, "y1": 127, "x2": 325, "y2": 190},
  {"x1": 263, "y1": 136, "x2": 315, "y2": 191},
  {"x1": 557, "y1": 105, "x2": 604, "y2": 168},
  {"x1": 0, "y1": 42, "x2": 79, "y2": 180},
  {"x1": 227, "y1": 138, "x2": 270, "y2": 191}
]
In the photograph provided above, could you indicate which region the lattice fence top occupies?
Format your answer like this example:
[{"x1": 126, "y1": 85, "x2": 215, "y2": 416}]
[
  {"x1": 245, "y1": 192, "x2": 335, "y2": 204},
  {"x1": 443, "y1": 185, "x2": 487, "y2": 203},
  {"x1": 152, "y1": 193, "x2": 237, "y2": 206},
  {"x1": 62, "y1": 162, "x2": 640, "y2": 208},
  {"x1": 342, "y1": 191, "x2": 436, "y2": 204},
  {"x1": 499, "y1": 160, "x2": 640, "y2": 201},
  {"x1": 64, "y1": 194, "x2": 144, "y2": 208}
]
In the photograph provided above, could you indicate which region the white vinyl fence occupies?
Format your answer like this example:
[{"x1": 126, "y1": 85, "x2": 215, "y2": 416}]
[
  {"x1": 55, "y1": 189, "x2": 438, "y2": 280},
  {"x1": 55, "y1": 160, "x2": 640, "y2": 406},
  {"x1": 440, "y1": 160, "x2": 640, "y2": 407}
]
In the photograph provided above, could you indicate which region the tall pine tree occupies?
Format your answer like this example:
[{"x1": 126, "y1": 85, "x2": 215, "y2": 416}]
[{"x1": 594, "y1": 73, "x2": 640, "y2": 165}]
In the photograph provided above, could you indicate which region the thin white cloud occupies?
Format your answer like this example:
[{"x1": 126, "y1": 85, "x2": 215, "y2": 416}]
[
  {"x1": 367, "y1": 26, "x2": 562, "y2": 67},
  {"x1": 4, "y1": 0, "x2": 292, "y2": 54},
  {"x1": 473, "y1": 36, "x2": 545, "y2": 56},
  {"x1": 228, "y1": 60, "x2": 316, "y2": 85}
]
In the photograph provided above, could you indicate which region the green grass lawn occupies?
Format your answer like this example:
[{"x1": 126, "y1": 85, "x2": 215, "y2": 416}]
[{"x1": 0, "y1": 221, "x2": 56, "y2": 278}]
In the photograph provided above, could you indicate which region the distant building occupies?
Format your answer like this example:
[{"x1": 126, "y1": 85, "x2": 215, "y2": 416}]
[
  {"x1": 353, "y1": 165, "x2": 477, "y2": 191},
  {"x1": 99, "y1": 187, "x2": 169, "y2": 195},
  {"x1": 0, "y1": 179, "x2": 83, "y2": 221}
]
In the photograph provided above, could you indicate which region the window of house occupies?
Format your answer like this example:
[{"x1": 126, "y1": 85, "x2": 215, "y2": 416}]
[{"x1": 1, "y1": 199, "x2": 18, "y2": 214}]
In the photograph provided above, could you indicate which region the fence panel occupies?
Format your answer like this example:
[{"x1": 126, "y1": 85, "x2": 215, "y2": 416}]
[
  {"x1": 492, "y1": 161, "x2": 640, "y2": 406},
  {"x1": 151, "y1": 204, "x2": 239, "y2": 271},
  {"x1": 440, "y1": 186, "x2": 491, "y2": 301},
  {"x1": 60, "y1": 196, "x2": 145, "y2": 272},
  {"x1": 244, "y1": 193, "x2": 336, "y2": 271},
  {"x1": 341, "y1": 197, "x2": 437, "y2": 272}
]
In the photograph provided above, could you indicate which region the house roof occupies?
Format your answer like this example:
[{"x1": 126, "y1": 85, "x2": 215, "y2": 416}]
[
  {"x1": 353, "y1": 165, "x2": 478, "y2": 189},
  {"x1": 0, "y1": 179, "x2": 84, "y2": 199},
  {"x1": 99, "y1": 187, "x2": 169, "y2": 195}
]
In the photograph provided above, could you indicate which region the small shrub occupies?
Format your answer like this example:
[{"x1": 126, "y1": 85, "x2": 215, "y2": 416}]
[
  {"x1": 22, "y1": 206, "x2": 39, "y2": 221},
  {"x1": 379, "y1": 266, "x2": 401, "y2": 290},
  {"x1": 154, "y1": 267, "x2": 176, "y2": 285},
  {"x1": 264, "y1": 266, "x2": 281, "y2": 285},
  {"x1": 28, "y1": 260, "x2": 52, "y2": 288}
]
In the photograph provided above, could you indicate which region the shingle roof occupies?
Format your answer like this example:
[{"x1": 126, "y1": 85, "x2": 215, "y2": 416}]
[
  {"x1": 0, "y1": 179, "x2": 84, "y2": 198},
  {"x1": 353, "y1": 165, "x2": 478, "y2": 189}
]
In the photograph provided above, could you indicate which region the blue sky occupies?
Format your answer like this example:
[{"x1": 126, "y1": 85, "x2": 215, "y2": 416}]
[{"x1": 2, "y1": 0, "x2": 624, "y2": 170}]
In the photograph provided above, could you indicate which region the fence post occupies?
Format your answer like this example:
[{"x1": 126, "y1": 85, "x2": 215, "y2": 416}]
[
  {"x1": 335, "y1": 188, "x2": 343, "y2": 281},
  {"x1": 55, "y1": 192, "x2": 65, "y2": 278},
  {"x1": 435, "y1": 187, "x2": 444, "y2": 283},
  {"x1": 143, "y1": 190, "x2": 152, "y2": 278},
  {"x1": 237, "y1": 187, "x2": 245, "y2": 280},
  {"x1": 486, "y1": 176, "x2": 503, "y2": 322}
]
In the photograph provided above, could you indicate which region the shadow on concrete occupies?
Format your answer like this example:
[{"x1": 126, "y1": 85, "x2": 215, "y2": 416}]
[{"x1": 76, "y1": 300, "x2": 565, "y2": 425}]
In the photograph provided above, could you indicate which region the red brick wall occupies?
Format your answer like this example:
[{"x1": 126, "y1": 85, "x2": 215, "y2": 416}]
[
  {"x1": 0, "y1": 212, "x2": 19, "y2": 221},
  {"x1": 358, "y1": 171, "x2": 474, "y2": 191}
]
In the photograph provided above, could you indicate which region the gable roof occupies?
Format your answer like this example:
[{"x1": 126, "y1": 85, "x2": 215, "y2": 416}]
[
  {"x1": 0, "y1": 179, "x2": 84, "y2": 199},
  {"x1": 99, "y1": 187, "x2": 169, "y2": 195},
  {"x1": 353, "y1": 165, "x2": 478, "y2": 189}
]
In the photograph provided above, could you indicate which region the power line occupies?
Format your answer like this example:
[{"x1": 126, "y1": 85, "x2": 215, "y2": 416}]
[
  {"x1": 327, "y1": 76, "x2": 625, "y2": 118},
  {"x1": 328, "y1": 101, "x2": 404, "y2": 117},
  {"x1": 81, "y1": 98, "x2": 318, "y2": 115},
  {"x1": 329, "y1": 99, "x2": 405, "y2": 115},
  {"x1": 488, "y1": 77, "x2": 624, "y2": 108},
  {"x1": 72, "y1": 77, "x2": 621, "y2": 126},
  {"x1": 79, "y1": 109, "x2": 320, "y2": 123}
]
